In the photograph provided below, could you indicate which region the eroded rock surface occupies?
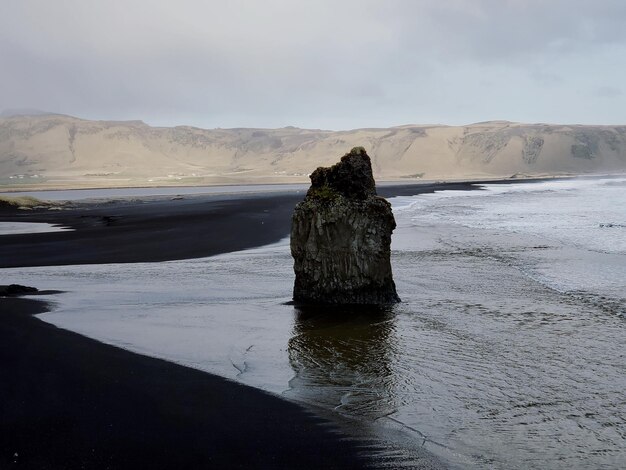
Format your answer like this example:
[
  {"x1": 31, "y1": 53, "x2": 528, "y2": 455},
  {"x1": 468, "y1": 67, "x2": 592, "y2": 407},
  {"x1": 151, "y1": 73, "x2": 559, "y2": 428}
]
[{"x1": 290, "y1": 147, "x2": 400, "y2": 304}]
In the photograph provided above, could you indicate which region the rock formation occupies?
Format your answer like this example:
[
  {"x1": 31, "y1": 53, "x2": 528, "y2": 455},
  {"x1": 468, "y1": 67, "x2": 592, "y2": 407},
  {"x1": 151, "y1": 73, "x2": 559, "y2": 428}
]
[
  {"x1": 0, "y1": 284, "x2": 38, "y2": 296},
  {"x1": 290, "y1": 147, "x2": 400, "y2": 304}
]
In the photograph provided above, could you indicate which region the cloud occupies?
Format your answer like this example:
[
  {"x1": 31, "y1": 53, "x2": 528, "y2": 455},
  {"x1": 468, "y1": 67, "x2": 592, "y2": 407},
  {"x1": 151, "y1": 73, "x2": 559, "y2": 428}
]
[
  {"x1": 1, "y1": 0, "x2": 625, "y2": 127},
  {"x1": 395, "y1": 0, "x2": 626, "y2": 61}
]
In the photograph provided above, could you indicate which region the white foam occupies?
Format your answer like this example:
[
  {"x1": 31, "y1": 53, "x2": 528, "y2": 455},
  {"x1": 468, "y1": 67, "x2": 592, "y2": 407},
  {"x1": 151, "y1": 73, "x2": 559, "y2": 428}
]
[
  {"x1": 0, "y1": 222, "x2": 73, "y2": 235},
  {"x1": 390, "y1": 177, "x2": 626, "y2": 255},
  {"x1": 389, "y1": 176, "x2": 626, "y2": 301}
]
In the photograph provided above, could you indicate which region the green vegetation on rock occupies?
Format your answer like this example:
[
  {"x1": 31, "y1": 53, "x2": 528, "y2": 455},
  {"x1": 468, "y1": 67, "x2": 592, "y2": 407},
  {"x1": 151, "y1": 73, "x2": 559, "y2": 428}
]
[{"x1": 307, "y1": 184, "x2": 340, "y2": 204}]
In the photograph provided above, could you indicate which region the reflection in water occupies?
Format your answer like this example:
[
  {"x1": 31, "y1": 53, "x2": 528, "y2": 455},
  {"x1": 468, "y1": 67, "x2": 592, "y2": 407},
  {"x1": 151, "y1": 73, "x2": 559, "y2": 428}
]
[{"x1": 288, "y1": 304, "x2": 399, "y2": 419}]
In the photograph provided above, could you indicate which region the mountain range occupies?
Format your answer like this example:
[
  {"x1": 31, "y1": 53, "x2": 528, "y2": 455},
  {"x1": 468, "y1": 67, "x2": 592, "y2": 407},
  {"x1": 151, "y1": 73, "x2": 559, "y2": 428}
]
[{"x1": 1, "y1": 113, "x2": 625, "y2": 189}]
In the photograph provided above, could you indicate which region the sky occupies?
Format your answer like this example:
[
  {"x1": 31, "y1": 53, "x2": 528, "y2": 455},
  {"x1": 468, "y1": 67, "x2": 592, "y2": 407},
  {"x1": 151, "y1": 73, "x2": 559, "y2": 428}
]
[{"x1": 1, "y1": 0, "x2": 625, "y2": 129}]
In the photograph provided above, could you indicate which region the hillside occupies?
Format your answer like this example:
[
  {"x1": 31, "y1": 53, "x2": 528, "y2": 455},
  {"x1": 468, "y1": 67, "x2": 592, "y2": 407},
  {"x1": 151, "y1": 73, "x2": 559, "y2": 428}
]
[{"x1": 1, "y1": 114, "x2": 625, "y2": 189}]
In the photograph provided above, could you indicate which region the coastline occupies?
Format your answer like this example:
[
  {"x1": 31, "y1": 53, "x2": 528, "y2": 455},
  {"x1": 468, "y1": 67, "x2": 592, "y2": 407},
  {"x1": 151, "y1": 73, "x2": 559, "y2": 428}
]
[
  {"x1": 0, "y1": 172, "x2": 578, "y2": 195},
  {"x1": 3, "y1": 177, "x2": 623, "y2": 468},
  {"x1": 0, "y1": 181, "x2": 487, "y2": 268},
  {"x1": 0, "y1": 182, "x2": 460, "y2": 469}
]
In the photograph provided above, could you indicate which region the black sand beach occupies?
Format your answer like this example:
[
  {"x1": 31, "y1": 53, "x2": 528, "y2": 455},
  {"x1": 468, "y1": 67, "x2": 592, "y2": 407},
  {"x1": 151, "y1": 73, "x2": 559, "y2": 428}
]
[
  {"x1": 0, "y1": 296, "x2": 377, "y2": 469},
  {"x1": 0, "y1": 182, "x2": 481, "y2": 469},
  {"x1": 0, "y1": 182, "x2": 479, "y2": 268}
]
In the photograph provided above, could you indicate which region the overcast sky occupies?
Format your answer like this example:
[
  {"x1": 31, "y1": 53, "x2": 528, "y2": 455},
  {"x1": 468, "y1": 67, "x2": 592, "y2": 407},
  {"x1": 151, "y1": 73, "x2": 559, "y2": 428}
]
[{"x1": 1, "y1": 0, "x2": 625, "y2": 129}]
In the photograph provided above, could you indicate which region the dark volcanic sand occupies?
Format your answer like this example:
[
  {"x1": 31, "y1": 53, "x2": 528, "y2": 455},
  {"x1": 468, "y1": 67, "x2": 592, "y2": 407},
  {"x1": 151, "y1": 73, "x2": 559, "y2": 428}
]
[
  {"x1": 0, "y1": 182, "x2": 480, "y2": 268},
  {"x1": 1, "y1": 297, "x2": 380, "y2": 469}
]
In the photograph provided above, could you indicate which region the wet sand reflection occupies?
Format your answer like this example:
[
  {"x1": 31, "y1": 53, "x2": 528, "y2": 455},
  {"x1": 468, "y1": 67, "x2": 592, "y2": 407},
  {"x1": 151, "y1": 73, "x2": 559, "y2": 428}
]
[{"x1": 288, "y1": 305, "x2": 399, "y2": 419}]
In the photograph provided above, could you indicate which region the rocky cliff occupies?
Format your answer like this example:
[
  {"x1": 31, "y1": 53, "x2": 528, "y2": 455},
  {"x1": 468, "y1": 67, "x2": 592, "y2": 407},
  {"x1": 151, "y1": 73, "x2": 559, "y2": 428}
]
[{"x1": 290, "y1": 147, "x2": 400, "y2": 305}]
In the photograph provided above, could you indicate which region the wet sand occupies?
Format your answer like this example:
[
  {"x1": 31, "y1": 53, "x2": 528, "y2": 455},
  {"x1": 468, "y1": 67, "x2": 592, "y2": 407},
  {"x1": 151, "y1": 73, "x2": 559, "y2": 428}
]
[
  {"x1": 0, "y1": 296, "x2": 381, "y2": 469},
  {"x1": 0, "y1": 181, "x2": 489, "y2": 469}
]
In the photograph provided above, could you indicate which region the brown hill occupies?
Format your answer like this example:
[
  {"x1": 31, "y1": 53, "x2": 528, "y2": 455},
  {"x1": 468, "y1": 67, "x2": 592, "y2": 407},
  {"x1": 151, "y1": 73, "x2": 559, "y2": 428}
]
[{"x1": 1, "y1": 114, "x2": 625, "y2": 189}]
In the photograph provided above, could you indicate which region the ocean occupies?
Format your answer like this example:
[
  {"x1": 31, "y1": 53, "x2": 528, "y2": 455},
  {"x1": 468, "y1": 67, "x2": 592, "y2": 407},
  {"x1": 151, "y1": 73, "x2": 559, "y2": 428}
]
[{"x1": 4, "y1": 176, "x2": 625, "y2": 469}]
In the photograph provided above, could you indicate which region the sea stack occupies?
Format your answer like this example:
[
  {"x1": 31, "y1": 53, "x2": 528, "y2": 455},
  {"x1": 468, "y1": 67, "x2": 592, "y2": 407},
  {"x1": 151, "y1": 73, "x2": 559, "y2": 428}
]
[{"x1": 290, "y1": 147, "x2": 400, "y2": 304}]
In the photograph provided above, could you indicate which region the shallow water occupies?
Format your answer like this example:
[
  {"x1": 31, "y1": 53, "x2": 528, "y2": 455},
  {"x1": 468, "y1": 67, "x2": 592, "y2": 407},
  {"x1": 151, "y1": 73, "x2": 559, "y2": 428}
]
[
  {"x1": 4, "y1": 177, "x2": 625, "y2": 469},
  {"x1": 0, "y1": 221, "x2": 73, "y2": 235}
]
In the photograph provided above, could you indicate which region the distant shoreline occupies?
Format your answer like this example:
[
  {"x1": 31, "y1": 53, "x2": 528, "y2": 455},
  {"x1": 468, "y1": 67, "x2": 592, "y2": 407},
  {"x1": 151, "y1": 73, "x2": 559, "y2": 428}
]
[{"x1": 0, "y1": 172, "x2": 581, "y2": 195}]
